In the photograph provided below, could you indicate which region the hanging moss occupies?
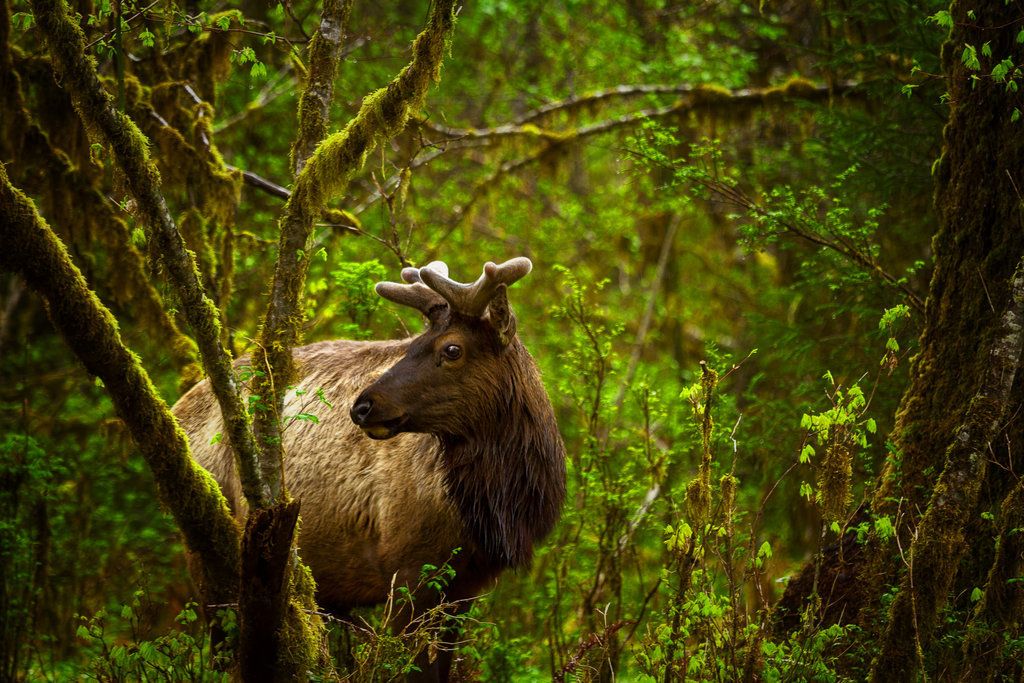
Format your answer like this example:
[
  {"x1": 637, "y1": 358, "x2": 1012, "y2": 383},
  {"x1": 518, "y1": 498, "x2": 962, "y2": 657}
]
[
  {"x1": 30, "y1": 0, "x2": 269, "y2": 512},
  {"x1": 177, "y1": 18, "x2": 235, "y2": 105},
  {"x1": 817, "y1": 435, "x2": 852, "y2": 524},
  {"x1": 3, "y1": 42, "x2": 200, "y2": 381},
  {"x1": 686, "y1": 363, "x2": 719, "y2": 526},
  {"x1": 0, "y1": 161, "x2": 241, "y2": 610}
]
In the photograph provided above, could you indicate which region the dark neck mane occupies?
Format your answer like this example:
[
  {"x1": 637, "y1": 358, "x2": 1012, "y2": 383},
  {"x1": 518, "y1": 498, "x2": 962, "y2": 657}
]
[{"x1": 438, "y1": 341, "x2": 566, "y2": 572}]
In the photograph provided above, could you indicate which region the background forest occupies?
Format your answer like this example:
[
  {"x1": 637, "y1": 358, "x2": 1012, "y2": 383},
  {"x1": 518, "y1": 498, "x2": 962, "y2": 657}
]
[{"x1": 2, "y1": 0, "x2": 1023, "y2": 680}]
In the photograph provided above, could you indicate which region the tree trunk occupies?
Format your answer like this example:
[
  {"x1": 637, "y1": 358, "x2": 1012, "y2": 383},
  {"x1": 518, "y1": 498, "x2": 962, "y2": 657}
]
[{"x1": 775, "y1": 0, "x2": 1024, "y2": 650}]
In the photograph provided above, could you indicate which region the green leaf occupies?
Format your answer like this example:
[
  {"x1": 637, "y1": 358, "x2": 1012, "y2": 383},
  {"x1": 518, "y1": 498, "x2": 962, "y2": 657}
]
[
  {"x1": 874, "y1": 515, "x2": 894, "y2": 540},
  {"x1": 316, "y1": 387, "x2": 334, "y2": 409},
  {"x1": 866, "y1": 418, "x2": 877, "y2": 434},
  {"x1": 927, "y1": 10, "x2": 953, "y2": 29},
  {"x1": 981, "y1": 41, "x2": 992, "y2": 58},
  {"x1": 962, "y1": 45, "x2": 981, "y2": 71},
  {"x1": 800, "y1": 444, "x2": 815, "y2": 463},
  {"x1": 970, "y1": 587, "x2": 983, "y2": 602},
  {"x1": 11, "y1": 12, "x2": 33, "y2": 30}
]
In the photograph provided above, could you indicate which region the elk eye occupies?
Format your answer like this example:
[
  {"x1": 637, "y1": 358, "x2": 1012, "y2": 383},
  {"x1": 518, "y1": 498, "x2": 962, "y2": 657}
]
[{"x1": 442, "y1": 344, "x2": 462, "y2": 361}]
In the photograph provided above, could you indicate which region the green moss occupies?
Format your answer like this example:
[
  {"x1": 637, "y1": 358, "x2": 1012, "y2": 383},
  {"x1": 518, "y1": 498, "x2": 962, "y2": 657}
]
[
  {"x1": 322, "y1": 207, "x2": 363, "y2": 230},
  {"x1": 774, "y1": 76, "x2": 818, "y2": 98},
  {"x1": 281, "y1": 548, "x2": 333, "y2": 678},
  {"x1": 31, "y1": 0, "x2": 268, "y2": 515},
  {"x1": 292, "y1": 0, "x2": 457, "y2": 209},
  {"x1": 686, "y1": 364, "x2": 719, "y2": 526},
  {"x1": 685, "y1": 478, "x2": 711, "y2": 526},
  {"x1": 691, "y1": 84, "x2": 733, "y2": 104},
  {"x1": 720, "y1": 474, "x2": 738, "y2": 537}
]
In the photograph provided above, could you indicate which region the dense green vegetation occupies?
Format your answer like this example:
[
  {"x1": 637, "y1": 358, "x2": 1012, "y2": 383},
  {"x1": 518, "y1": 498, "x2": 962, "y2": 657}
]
[{"x1": 2, "y1": 0, "x2": 1023, "y2": 680}]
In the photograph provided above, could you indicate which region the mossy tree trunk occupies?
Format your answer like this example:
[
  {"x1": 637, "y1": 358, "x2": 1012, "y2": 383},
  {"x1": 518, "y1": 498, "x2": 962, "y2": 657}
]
[
  {"x1": 236, "y1": 2, "x2": 352, "y2": 678},
  {"x1": 869, "y1": 258, "x2": 1024, "y2": 680},
  {"x1": 870, "y1": 0, "x2": 1024, "y2": 553},
  {"x1": 865, "y1": 4, "x2": 1024, "y2": 668},
  {"x1": 775, "y1": 0, "x2": 1024, "y2": 667}
]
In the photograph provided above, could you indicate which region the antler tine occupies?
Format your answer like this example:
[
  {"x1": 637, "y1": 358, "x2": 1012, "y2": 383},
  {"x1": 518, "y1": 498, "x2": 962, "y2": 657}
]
[
  {"x1": 401, "y1": 261, "x2": 448, "y2": 284},
  {"x1": 376, "y1": 261, "x2": 450, "y2": 316},
  {"x1": 420, "y1": 257, "x2": 533, "y2": 317}
]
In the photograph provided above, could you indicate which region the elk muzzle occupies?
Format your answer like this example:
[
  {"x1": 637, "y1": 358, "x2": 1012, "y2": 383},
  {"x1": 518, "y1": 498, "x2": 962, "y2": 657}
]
[{"x1": 349, "y1": 391, "x2": 406, "y2": 440}]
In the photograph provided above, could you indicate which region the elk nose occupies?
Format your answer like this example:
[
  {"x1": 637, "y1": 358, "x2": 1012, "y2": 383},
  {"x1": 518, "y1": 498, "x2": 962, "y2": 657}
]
[{"x1": 350, "y1": 398, "x2": 373, "y2": 425}]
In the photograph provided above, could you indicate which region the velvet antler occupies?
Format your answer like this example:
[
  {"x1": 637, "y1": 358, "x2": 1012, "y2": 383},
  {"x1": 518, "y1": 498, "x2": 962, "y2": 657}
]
[
  {"x1": 376, "y1": 258, "x2": 532, "y2": 344},
  {"x1": 375, "y1": 261, "x2": 449, "y2": 316},
  {"x1": 418, "y1": 257, "x2": 533, "y2": 318}
]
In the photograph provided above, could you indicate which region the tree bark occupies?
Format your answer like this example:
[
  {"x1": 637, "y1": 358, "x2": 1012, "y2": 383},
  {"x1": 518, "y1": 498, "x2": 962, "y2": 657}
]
[
  {"x1": 961, "y1": 473, "x2": 1024, "y2": 678},
  {"x1": 238, "y1": 500, "x2": 300, "y2": 683},
  {"x1": 870, "y1": 258, "x2": 1024, "y2": 680},
  {"x1": 871, "y1": 0, "x2": 1024, "y2": 549}
]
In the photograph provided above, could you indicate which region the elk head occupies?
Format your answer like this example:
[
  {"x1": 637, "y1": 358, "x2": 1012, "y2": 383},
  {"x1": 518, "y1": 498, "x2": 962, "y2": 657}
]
[{"x1": 349, "y1": 257, "x2": 533, "y2": 440}]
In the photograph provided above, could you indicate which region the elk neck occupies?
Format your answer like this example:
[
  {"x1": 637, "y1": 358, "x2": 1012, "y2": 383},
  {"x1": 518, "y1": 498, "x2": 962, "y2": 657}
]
[{"x1": 436, "y1": 339, "x2": 566, "y2": 573}]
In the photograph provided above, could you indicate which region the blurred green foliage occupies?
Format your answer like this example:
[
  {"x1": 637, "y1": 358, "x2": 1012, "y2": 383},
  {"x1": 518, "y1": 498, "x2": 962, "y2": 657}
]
[{"x1": 0, "y1": 0, "x2": 968, "y2": 678}]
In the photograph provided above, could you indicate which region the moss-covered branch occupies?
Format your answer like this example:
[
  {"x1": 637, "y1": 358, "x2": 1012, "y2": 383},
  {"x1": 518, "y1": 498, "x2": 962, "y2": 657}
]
[
  {"x1": 870, "y1": 256, "x2": 1024, "y2": 681},
  {"x1": 292, "y1": 0, "x2": 354, "y2": 176},
  {"x1": 252, "y1": 0, "x2": 457, "y2": 499},
  {"x1": 29, "y1": 0, "x2": 268, "y2": 509},
  {"x1": 0, "y1": 161, "x2": 240, "y2": 608},
  {"x1": 355, "y1": 79, "x2": 853, "y2": 216},
  {"x1": 414, "y1": 79, "x2": 853, "y2": 145}
]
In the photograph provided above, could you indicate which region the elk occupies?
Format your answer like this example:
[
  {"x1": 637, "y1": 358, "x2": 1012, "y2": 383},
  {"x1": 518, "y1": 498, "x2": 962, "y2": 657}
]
[{"x1": 172, "y1": 257, "x2": 566, "y2": 678}]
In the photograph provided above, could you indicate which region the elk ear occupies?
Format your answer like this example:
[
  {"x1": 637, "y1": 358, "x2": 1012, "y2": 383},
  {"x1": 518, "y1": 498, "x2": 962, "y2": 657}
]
[{"x1": 486, "y1": 284, "x2": 517, "y2": 346}]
